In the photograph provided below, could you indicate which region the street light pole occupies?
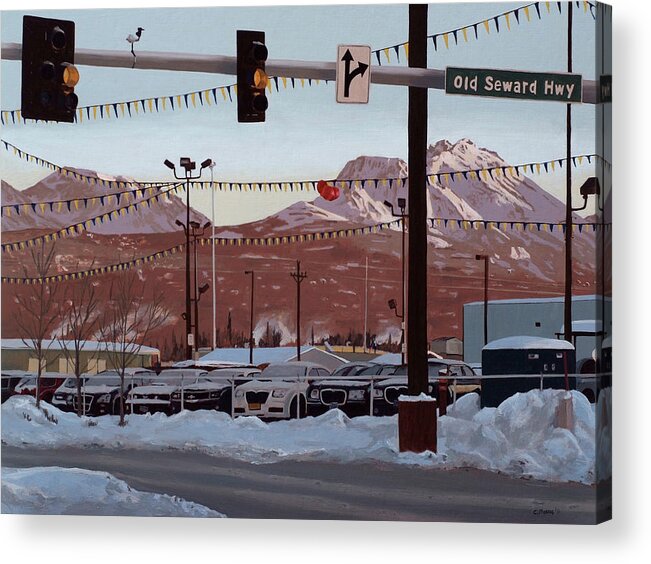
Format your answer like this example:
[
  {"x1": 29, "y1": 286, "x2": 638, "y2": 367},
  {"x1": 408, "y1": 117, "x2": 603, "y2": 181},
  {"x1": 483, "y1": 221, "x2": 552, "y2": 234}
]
[
  {"x1": 209, "y1": 161, "x2": 216, "y2": 350},
  {"x1": 384, "y1": 198, "x2": 407, "y2": 364},
  {"x1": 563, "y1": 2, "x2": 574, "y2": 343},
  {"x1": 475, "y1": 254, "x2": 489, "y2": 346},
  {"x1": 165, "y1": 157, "x2": 212, "y2": 360},
  {"x1": 245, "y1": 270, "x2": 255, "y2": 364}
]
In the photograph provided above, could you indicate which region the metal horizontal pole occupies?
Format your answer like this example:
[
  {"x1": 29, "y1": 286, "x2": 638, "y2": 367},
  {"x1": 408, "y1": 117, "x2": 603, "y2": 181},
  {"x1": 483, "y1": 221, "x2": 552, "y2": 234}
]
[{"x1": 1, "y1": 42, "x2": 598, "y2": 103}]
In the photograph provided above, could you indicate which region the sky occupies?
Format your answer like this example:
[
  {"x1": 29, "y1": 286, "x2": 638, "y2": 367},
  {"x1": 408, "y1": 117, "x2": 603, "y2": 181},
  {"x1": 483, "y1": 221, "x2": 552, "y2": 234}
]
[{"x1": 0, "y1": 2, "x2": 600, "y2": 225}]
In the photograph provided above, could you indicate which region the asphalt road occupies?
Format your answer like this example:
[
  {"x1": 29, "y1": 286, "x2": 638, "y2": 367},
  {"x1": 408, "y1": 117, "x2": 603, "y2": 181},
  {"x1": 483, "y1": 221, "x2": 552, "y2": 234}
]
[{"x1": 2, "y1": 446, "x2": 598, "y2": 523}]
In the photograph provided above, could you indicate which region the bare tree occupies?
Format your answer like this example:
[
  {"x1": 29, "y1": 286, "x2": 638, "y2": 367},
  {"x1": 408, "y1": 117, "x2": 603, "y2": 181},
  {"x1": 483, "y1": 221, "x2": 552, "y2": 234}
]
[
  {"x1": 14, "y1": 244, "x2": 60, "y2": 409},
  {"x1": 57, "y1": 270, "x2": 100, "y2": 417},
  {"x1": 97, "y1": 269, "x2": 169, "y2": 426}
]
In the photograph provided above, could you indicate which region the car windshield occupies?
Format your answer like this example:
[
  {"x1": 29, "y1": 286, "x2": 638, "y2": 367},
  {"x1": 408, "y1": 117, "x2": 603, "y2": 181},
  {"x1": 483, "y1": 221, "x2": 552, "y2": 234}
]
[
  {"x1": 18, "y1": 377, "x2": 36, "y2": 386},
  {"x1": 85, "y1": 375, "x2": 121, "y2": 386},
  {"x1": 262, "y1": 365, "x2": 305, "y2": 378}
]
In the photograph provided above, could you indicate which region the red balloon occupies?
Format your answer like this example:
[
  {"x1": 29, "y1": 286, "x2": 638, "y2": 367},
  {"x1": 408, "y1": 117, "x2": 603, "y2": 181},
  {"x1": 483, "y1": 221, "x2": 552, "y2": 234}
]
[{"x1": 317, "y1": 180, "x2": 340, "y2": 201}]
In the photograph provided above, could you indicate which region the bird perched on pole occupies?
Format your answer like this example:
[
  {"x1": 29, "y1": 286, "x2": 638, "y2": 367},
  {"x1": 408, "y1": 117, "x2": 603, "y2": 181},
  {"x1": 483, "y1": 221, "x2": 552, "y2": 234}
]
[{"x1": 126, "y1": 27, "x2": 144, "y2": 68}]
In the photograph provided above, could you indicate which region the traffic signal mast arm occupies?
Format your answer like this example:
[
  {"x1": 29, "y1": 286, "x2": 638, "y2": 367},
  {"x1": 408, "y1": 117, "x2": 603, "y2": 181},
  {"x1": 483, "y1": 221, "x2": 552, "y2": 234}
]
[{"x1": 1, "y1": 42, "x2": 601, "y2": 104}]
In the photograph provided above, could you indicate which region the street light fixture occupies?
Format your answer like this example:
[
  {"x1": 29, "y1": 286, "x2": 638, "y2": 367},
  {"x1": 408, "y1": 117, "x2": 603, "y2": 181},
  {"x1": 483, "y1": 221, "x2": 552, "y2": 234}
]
[
  {"x1": 572, "y1": 176, "x2": 601, "y2": 212},
  {"x1": 165, "y1": 156, "x2": 213, "y2": 359},
  {"x1": 384, "y1": 199, "x2": 407, "y2": 364}
]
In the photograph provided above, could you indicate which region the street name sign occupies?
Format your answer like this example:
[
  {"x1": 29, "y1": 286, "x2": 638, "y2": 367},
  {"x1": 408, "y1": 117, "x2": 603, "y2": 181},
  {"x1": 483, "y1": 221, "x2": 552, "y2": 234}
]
[
  {"x1": 445, "y1": 67, "x2": 583, "y2": 103},
  {"x1": 336, "y1": 45, "x2": 371, "y2": 104}
]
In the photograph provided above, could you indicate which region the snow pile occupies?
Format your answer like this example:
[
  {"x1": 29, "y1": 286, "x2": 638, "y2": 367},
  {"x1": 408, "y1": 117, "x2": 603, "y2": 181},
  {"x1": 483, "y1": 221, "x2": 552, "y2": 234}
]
[
  {"x1": 1, "y1": 466, "x2": 224, "y2": 517},
  {"x1": 2, "y1": 390, "x2": 597, "y2": 483}
]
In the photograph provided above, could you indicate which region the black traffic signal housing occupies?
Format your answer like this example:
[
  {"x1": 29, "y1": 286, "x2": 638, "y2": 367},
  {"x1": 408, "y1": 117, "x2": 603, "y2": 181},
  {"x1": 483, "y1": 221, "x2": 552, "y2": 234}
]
[
  {"x1": 236, "y1": 30, "x2": 268, "y2": 123},
  {"x1": 21, "y1": 15, "x2": 79, "y2": 123}
]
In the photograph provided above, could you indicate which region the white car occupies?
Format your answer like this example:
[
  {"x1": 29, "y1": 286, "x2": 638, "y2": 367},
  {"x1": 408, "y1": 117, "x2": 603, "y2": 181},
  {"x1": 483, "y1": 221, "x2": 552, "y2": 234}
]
[
  {"x1": 126, "y1": 368, "x2": 209, "y2": 415},
  {"x1": 233, "y1": 361, "x2": 330, "y2": 419}
]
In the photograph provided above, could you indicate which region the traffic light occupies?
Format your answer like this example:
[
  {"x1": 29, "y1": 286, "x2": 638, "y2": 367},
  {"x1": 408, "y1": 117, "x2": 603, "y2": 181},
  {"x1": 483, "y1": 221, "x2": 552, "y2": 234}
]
[
  {"x1": 21, "y1": 15, "x2": 79, "y2": 123},
  {"x1": 236, "y1": 30, "x2": 268, "y2": 123}
]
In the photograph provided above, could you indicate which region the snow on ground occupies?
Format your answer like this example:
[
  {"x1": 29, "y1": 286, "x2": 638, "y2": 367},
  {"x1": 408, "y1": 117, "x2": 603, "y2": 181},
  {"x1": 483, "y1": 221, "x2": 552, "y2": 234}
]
[
  {"x1": 1, "y1": 466, "x2": 224, "y2": 517},
  {"x1": 1, "y1": 389, "x2": 602, "y2": 484}
]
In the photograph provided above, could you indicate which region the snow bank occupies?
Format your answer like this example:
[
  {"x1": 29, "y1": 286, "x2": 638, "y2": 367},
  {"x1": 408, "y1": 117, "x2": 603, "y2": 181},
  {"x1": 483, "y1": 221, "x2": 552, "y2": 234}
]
[
  {"x1": 1, "y1": 390, "x2": 599, "y2": 484},
  {"x1": 1, "y1": 466, "x2": 224, "y2": 517}
]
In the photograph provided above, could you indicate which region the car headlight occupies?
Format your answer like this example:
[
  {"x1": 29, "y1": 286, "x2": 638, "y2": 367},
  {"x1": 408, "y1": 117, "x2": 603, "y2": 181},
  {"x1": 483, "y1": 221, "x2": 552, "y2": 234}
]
[
  {"x1": 349, "y1": 389, "x2": 365, "y2": 401},
  {"x1": 210, "y1": 391, "x2": 221, "y2": 399},
  {"x1": 309, "y1": 389, "x2": 320, "y2": 399},
  {"x1": 372, "y1": 388, "x2": 383, "y2": 398},
  {"x1": 97, "y1": 394, "x2": 112, "y2": 403},
  {"x1": 235, "y1": 390, "x2": 244, "y2": 398},
  {"x1": 171, "y1": 392, "x2": 180, "y2": 399},
  {"x1": 272, "y1": 389, "x2": 287, "y2": 398}
]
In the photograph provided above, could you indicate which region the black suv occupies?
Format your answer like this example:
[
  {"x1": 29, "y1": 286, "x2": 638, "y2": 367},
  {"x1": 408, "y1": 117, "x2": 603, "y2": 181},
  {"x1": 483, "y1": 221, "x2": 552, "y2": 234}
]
[
  {"x1": 371, "y1": 359, "x2": 478, "y2": 416},
  {"x1": 306, "y1": 363, "x2": 399, "y2": 417}
]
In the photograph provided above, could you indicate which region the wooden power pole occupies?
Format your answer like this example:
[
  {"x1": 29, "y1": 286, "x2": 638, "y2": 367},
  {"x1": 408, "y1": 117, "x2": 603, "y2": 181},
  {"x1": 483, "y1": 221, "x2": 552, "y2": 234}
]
[{"x1": 290, "y1": 260, "x2": 307, "y2": 360}]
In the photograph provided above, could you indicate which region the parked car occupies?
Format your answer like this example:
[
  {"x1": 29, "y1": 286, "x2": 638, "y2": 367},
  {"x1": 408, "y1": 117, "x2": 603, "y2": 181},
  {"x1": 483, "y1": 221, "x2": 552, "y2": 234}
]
[
  {"x1": 371, "y1": 359, "x2": 479, "y2": 416},
  {"x1": 13, "y1": 373, "x2": 67, "y2": 404},
  {"x1": 233, "y1": 361, "x2": 330, "y2": 419},
  {"x1": 126, "y1": 368, "x2": 208, "y2": 415},
  {"x1": 52, "y1": 368, "x2": 154, "y2": 416},
  {"x1": 169, "y1": 367, "x2": 261, "y2": 414},
  {"x1": 306, "y1": 363, "x2": 397, "y2": 417},
  {"x1": 1, "y1": 371, "x2": 30, "y2": 404}
]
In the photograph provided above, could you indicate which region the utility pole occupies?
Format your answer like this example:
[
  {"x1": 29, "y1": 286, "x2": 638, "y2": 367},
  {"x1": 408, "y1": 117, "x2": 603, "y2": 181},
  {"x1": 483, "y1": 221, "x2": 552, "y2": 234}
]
[
  {"x1": 245, "y1": 270, "x2": 255, "y2": 364},
  {"x1": 476, "y1": 254, "x2": 489, "y2": 346},
  {"x1": 290, "y1": 260, "x2": 307, "y2": 361},
  {"x1": 563, "y1": 2, "x2": 574, "y2": 343},
  {"x1": 406, "y1": 3, "x2": 428, "y2": 397}
]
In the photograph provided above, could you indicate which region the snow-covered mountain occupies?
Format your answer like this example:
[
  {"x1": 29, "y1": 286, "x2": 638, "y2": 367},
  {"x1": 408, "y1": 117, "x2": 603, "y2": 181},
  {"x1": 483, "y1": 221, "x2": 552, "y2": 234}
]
[
  {"x1": 1, "y1": 169, "x2": 210, "y2": 234},
  {"x1": 315, "y1": 138, "x2": 569, "y2": 224}
]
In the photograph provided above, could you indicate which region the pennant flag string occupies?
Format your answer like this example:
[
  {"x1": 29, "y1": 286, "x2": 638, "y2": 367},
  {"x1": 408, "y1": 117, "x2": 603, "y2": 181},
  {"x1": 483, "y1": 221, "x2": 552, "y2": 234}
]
[
  {"x1": 3, "y1": 139, "x2": 610, "y2": 198},
  {"x1": 1, "y1": 183, "x2": 184, "y2": 253},
  {"x1": 149, "y1": 153, "x2": 611, "y2": 192},
  {"x1": 428, "y1": 216, "x2": 610, "y2": 234},
  {"x1": 1, "y1": 76, "x2": 328, "y2": 126},
  {"x1": 1, "y1": 139, "x2": 174, "y2": 190},
  {"x1": 1, "y1": 215, "x2": 609, "y2": 285},
  {"x1": 372, "y1": 1, "x2": 597, "y2": 65},
  {"x1": 0, "y1": 182, "x2": 173, "y2": 216}
]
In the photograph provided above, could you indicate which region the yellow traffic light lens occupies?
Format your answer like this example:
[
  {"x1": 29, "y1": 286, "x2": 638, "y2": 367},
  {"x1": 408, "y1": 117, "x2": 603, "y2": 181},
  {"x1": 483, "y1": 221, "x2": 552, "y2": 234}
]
[
  {"x1": 253, "y1": 68, "x2": 268, "y2": 90},
  {"x1": 62, "y1": 64, "x2": 79, "y2": 88}
]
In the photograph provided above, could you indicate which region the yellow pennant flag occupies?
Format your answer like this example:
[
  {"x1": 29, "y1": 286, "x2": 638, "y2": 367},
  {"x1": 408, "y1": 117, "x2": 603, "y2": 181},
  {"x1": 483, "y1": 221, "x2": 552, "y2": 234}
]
[
  {"x1": 443, "y1": 33, "x2": 449, "y2": 49},
  {"x1": 505, "y1": 13, "x2": 511, "y2": 30},
  {"x1": 93, "y1": 106, "x2": 97, "y2": 120},
  {"x1": 483, "y1": 20, "x2": 490, "y2": 34},
  {"x1": 462, "y1": 27, "x2": 469, "y2": 42},
  {"x1": 191, "y1": 92, "x2": 196, "y2": 107},
  {"x1": 162, "y1": 97, "x2": 167, "y2": 111},
  {"x1": 221, "y1": 88, "x2": 228, "y2": 100},
  {"x1": 204, "y1": 90, "x2": 212, "y2": 105},
  {"x1": 176, "y1": 95, "x2": 182, "y2": 108},
  {"x1": 524, "y1": 6, "x2": 531, "y2": 21},
  {"x1": 546, "y1": 1, "x2": 551, "y2": 13},
  {"x1": 148, "y1": 99, "x2": 154, "y2": 112},
  {"x1": 383, "y1": 48, "x2": 391, "y2": 63},
  {"x1": 105, "y1": 104, "x2": 111, "y2": 118},
  {"x1": 535, "y1": 163, "x2": 541, "y2": 175},
  {"x1": 282, "y1": 77, "x2": 287, "y2": 89},
  {"x1": 404, "y1": 43, "x2": 409, "y2": 59}
]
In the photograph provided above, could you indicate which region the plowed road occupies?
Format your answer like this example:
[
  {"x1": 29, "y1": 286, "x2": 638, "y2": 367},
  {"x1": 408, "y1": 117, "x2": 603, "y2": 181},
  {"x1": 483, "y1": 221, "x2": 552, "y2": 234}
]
[{"x1": 1, "y1": 446, "x2": 602, "y2": 523}]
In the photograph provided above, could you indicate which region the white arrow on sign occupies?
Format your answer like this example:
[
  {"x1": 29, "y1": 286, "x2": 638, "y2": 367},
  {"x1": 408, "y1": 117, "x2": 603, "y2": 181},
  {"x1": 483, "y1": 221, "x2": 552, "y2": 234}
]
[{"x1": 336, "y1": 45, "x2": 371, "y2": 104}]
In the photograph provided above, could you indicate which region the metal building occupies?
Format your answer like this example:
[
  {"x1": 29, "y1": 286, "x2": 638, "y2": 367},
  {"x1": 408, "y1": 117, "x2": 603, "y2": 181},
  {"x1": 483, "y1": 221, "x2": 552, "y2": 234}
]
[{"x1": 463, "y1": 294, "x2": 612, "y2": 367}]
